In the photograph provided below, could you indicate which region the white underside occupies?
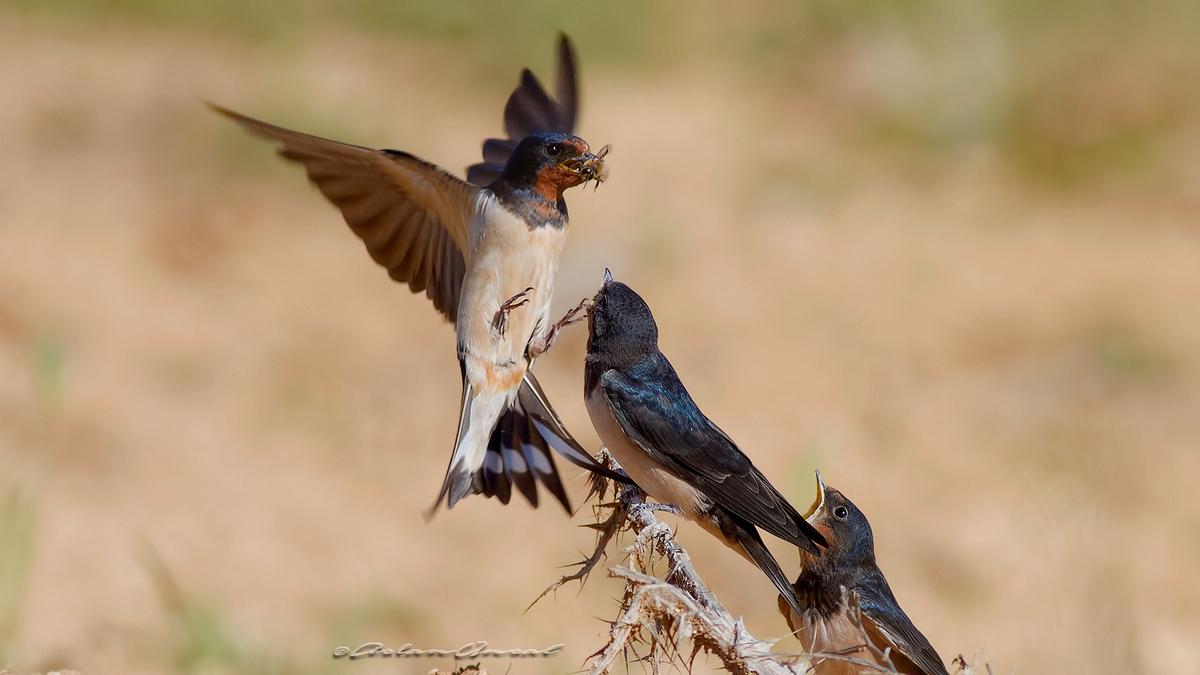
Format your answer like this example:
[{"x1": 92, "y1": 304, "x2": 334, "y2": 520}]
[
  {"x1": 585, "y1": 386, "x2": 709, "y2": 518},
  {"x1": 449, "y1": 194, "x2": 568, "y2": 476}
]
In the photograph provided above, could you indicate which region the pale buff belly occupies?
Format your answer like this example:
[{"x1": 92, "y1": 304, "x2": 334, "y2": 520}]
[
  {"x1": 790, "y1": 600, "x2": 885, "y2": 675},
  {"x1": 585, "y1": 387, "x2": 709, "y2": 518},
  {"x1": 457, "y1": 202, "x2": 567, "y2": 394}
]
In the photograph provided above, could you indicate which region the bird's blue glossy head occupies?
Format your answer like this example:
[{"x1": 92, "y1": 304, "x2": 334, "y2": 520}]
[
  {"x1": 803, "y1": 471, "x2": 876, "y2": 569},
  {"x1": 496, "y1": 132, "x2": 605, "y2": 199},
  {"x1": 586, "y1": 270, "x2": 659, "y2": 364}
]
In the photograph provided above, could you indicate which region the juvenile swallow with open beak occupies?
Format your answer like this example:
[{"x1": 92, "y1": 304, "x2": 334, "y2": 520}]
[
  {"x1": 779, "y1": 472, "x2": 949, "y2": 675},
  {"x1": 210, "y1": 36, "x2": 625, "y2": 513},
  {"x1": 583, "y1": 272, "x2": 828, "y2": 617}
]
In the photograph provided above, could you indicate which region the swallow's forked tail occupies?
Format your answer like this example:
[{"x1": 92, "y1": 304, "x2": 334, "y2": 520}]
[
  {"x1": 432, "y1": 371, "x2": 627, "y2": 517},
  {"x1": 467, "y1": 34, "x2": 578, "y2": 186}
]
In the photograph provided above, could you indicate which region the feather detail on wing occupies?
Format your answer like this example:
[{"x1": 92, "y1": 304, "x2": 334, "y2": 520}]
[
  {"x1": 857, "y1": 576, "x2": 950, "y2": 675},
  {"x1": 209, "y1": 103, "x2": 478, "y2": 322},
  {"x1": 599, "y1": 357, "x2": 827, "y2": 553},
  {"x1": 467, "y1": 34, "x2": 578, "y2": 186}
]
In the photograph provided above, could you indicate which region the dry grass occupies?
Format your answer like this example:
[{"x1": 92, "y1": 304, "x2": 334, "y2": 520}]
[
  {"x1": 0, "y1": 2, "x2": 1198, "y2": 674},
  {"x1": 0, "y1": 486, "x2": 39, "y2": 667}
]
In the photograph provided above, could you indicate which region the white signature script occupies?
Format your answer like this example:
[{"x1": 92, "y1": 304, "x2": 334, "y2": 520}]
[{"x1": 333, "y1": 642, "x2": 565, "y2": 659}]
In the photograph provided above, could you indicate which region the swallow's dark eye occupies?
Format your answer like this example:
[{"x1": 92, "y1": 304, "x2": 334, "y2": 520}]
[
  {"x1": 546, "y1": 143, "x2": 562, "y2": 157},
  {"x1": 833, "y1": 506, "x2": 848, "y2": 520}
]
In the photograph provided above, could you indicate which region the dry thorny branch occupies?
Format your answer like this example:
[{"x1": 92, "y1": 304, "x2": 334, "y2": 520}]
[{"x1": 533, "y1": 450, "x2": 992, "y2": 675}]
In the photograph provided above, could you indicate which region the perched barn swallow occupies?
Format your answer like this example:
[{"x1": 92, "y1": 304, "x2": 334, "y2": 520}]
[
  {"x1": 210, "y1": 36, "x2": 626, "y2": 513},
  {"x1": 583, "y1": 272, "x2": 828, "y2": 617},
  {"x1": 779, "y1": 472, "x2": 949, "y2": 675}
]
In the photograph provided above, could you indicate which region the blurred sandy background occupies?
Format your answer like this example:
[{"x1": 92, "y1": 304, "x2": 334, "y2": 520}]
[{"x1": 1, "y1": 1, "x2": 1198, "y2": 674}]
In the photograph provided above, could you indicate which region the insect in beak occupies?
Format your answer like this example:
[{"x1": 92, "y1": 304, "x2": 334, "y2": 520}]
[{"x1": 565, "y1": 144, "x2": 610, "y2": 190}]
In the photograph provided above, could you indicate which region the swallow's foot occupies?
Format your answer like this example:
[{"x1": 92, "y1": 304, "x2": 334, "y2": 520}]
[
  {"x1": 644, "y1": 503, "x2": 682, "y2": 516},
  {"x1": 492, "y1": 287, "x2": 534, "y2": 339},
  {"x1": 527, "y1": 296, "x2": 593, "y2": 358}
]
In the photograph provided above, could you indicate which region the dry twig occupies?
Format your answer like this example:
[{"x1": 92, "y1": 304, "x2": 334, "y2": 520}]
[{"x1": 581, "y1": 479, "x2": 798, "y2": 675}]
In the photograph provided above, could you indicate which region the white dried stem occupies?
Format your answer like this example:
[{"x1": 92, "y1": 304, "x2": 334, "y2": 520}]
[{"x1": 585, "y1": 480, "x2": 801, "y2": 675}]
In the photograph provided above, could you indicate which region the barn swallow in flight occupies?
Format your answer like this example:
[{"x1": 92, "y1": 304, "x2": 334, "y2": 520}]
[
  {"x1": 210, "y1": 36, "x2": 626, "y2": 513},
  {"x1": 778, "y1": 472, "x2": 949, "y2": 675},
  {"x1": 583, "y1": 272, "x2": 828, "y2": 617}
]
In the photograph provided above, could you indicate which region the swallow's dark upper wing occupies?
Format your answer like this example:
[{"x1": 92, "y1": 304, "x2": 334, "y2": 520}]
[
  {"x1": 600, "y1": 355, "x2": 826, "y2": 553},
  {"x1": 466, "y1": 35, "x2": 578, "y2": 186},
  {"x1": 857, "y1": 572, "x2": 949, "y2": 675},
  {"x1": 210, "y1": 104, "x2": 478, "y2": 322}
]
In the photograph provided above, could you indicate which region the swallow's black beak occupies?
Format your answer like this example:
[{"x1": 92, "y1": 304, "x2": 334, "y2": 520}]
[{"x1": 587, "y1": 269, "x2": 615, "y2": 319}]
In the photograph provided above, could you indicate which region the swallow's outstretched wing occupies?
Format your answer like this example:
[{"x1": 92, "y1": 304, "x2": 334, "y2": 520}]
[
  {"x1": 858, "y1": 573, "x2": 950, "y2": 675},
  {"x1": 467, "y1": 34, "x2": 578, "y2": 186},
  {"x1": 209, "y1": 103, "x2": 478, "y2": 322},
  {"x1": 599, "y1": 355, "x2": 827, "y2": 554}
]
